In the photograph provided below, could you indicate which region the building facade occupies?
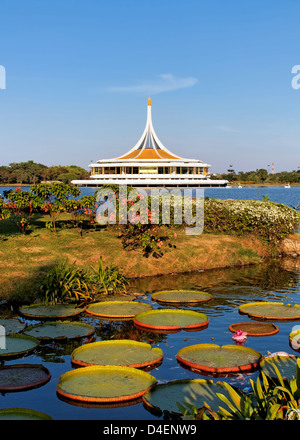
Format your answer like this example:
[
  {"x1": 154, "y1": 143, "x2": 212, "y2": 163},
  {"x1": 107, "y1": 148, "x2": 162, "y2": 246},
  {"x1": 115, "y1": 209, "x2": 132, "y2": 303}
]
[{"x1": 71, "y1": 94, "x2": 228, "y2": 188}]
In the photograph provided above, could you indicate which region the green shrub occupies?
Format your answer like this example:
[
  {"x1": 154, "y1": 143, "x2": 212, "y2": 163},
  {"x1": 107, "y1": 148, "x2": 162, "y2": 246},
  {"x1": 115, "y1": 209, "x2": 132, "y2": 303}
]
[
  {"x1": 3, "y1": 188, "x2": 41, "y2": 234},
  {"x1": 39, "y1": 260, "x2": 91, "y2": 304},
  {"x1": 88, "y1": 256, "x2": 129, "y2": 294},
  {"x1": 204, "y1": 198, "x2": 300, "y2": 245},
  {"x1": 39, "y1": 258, "x2": 129, "y2": 304}
]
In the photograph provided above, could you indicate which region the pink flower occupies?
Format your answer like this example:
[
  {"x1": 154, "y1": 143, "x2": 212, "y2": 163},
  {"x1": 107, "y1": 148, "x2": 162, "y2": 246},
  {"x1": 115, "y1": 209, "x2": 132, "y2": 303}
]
[{"x1": 232, "y1": 330, "x2": 247, "y2": 344}]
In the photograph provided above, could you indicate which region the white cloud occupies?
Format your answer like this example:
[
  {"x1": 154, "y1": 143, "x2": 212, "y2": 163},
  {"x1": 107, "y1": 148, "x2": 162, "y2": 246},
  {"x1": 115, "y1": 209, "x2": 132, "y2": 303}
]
[{"x1": 105, "y1": 74, "x2": 198, "y2": 94}]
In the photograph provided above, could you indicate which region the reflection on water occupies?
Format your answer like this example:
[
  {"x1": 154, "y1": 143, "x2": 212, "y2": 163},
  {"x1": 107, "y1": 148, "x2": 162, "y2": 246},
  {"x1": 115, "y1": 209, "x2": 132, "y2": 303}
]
[{"x1": 0, "y1": 258, "x2": 299, "y2": 420}]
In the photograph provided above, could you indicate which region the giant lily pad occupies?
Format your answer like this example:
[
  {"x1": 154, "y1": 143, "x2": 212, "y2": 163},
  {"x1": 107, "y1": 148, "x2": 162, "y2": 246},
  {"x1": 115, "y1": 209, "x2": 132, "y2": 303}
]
[
  {"x1": 0, "y1": 364, "x2": 51, "y2": 392},
  {"x1": 229, "y1": 322, "x2": 279, "y2": 337},
  {"x1": 0, "y1": 334, "x2": 40, "y2": 359},
  {"x1": 239, "y1": 302, "x2": 300, "y2": 321},
  {"x1": 0, "y1": 408, "x2": 53, "y2": 420},
  {"x1": 134, "y1": 309, "x2": 209, "y2": 331},
  {"x1": 19, "y1": 303, "x2": 84, "y2": 320},
  {"x1": 176, "y1": 344, "x2": 262, "y2": 374},
  {"x1": 85, "y1": 301, "x2": 152, "y2": 319},
  {"x1": 71, "y1": 340, "x2": 163, "y2": 368},
  {"x1": 143, "y1": 379, "x2": 237, "y2": 416},
  {"x1": 0, "y1": 318, "x2": 26, "y2": 334},
  {"x1": 56, "y1": 365, "x2": 157, "y2": 403},
  {"x1": 23, "y1": 321, "x2": 95, "y2": 341},
  {"x1": 151, "y1": 290, "x2": 212, "y2": 305},
  {"x1": 259, "y1": 355, "x2": 298, "y2": 381}
]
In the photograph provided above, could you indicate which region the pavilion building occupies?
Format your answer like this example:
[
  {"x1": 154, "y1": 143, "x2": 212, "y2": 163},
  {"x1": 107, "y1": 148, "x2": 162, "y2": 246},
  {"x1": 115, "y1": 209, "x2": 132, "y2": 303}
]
[{"x1": 71, "y1": 94, "x2": 228, "y2": 188}]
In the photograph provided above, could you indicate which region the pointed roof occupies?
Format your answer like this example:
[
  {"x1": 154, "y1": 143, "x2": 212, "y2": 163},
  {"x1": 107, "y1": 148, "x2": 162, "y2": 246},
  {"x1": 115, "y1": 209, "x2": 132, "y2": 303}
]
[{"x1": 117, "y1": 92, "x2": 183, "y2": 161}]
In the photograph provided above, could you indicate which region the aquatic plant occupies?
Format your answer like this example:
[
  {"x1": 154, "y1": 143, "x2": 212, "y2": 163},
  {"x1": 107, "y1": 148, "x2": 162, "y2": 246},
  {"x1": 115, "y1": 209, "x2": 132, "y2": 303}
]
[{"x1": 178, "y1": 358, "x2": 300, "y2": 420}]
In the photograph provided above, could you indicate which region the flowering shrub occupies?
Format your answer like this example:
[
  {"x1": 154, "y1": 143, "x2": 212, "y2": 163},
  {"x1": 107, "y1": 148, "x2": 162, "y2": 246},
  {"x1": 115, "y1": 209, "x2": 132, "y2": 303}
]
[
  {"x1": 118, "y1": 223, "x2": 177, "y2": 258},
  {"x1": 30, "y1": 183, "x2": 81, "y2": 231},
  {"x1": 204, "y1": 198, "x2": 300, "y2": 245},
  {"x1": 3, "y1": 187, "x2": 41, "y2": 234}
]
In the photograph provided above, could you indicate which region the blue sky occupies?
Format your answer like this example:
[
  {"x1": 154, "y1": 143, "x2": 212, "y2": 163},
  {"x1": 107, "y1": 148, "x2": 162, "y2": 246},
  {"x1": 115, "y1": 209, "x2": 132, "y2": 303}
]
[{"x1": 0, "y1": 0, "x2": 299, "y2": 173}]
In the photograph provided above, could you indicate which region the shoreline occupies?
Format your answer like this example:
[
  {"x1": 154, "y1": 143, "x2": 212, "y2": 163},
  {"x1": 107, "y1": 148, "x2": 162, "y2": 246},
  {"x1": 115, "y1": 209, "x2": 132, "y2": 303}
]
[
  {"x1": 0, "y1": 227, "x2": 298, "y2": 303},
  {"x1": 0, "y1": 183, "x2": 300, "y2": 188}
]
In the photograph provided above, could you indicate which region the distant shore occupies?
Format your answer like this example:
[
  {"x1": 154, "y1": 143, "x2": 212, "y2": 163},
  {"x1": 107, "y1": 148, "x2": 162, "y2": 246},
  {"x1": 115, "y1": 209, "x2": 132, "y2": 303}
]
[{"x1": 0, "y1": 183, "x2": 300, "y2": 188}]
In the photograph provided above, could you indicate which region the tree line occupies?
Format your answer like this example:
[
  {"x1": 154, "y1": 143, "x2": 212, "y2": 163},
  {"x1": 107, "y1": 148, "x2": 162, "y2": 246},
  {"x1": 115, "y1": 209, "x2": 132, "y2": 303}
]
[
  {"x1": 0, "y1": 161, "x2": 90, "y2": 184},
  {"x1": 213, "y1": 167, "x2": 300, "y2": 183}
]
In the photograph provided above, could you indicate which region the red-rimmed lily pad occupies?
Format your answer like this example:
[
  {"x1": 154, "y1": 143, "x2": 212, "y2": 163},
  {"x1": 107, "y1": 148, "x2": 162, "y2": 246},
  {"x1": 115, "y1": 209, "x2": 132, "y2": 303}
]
[
  {"x1": 85, "y1": 301, "x2": 152, "y2": 319},
  {"x1": 134, "y1": 309, "x2": 209, "y2": 332},
  {"x1": 19, "y1": 303, "x2": 84, "y2": 320},
  {"x1": 176, "y1": 343, "x2": 262, "y2": 374},
  {"x1": 239, "y1": 302, "x2": 300, "y2": 321},
  {"x1": 143, "y1": 379, "x2": 238, "y2": 416},
  {"x1": 0, "y1": 364, "x2": 51, "y2": 392},
  {"x1": 229, "y1": 322, "x2": 279, "y2": 337},
  {"x1": 56, "y1": 365, "x2": 157, "y2": 403},
  {"x1": 0, "y1": 318, "x2": 26, "y2": 334},
  {"x1": 71, "y1": 340, "x2": 163, "y2": 369},
  {"x1": 151, "y1": 290, "x2": 212, "y2": 305},
  {"x1": 23, "y1": 321, "x2": 95, "y2": 341},
  {"x1": 0, "y1": 334, "x2": 40, "y2": 359},
  {"x1": 259, "y1": 355, "x2": 298, "y2": 381},
  {"x1": 0, "y1": 408, "x2": 53, "y2": 420}
]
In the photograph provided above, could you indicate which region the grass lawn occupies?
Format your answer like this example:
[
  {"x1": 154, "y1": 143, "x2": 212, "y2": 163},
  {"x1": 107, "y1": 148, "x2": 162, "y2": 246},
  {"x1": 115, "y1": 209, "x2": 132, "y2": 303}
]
[{"x1": 0, "y1": 213, "x2": 267, "y2": 303}]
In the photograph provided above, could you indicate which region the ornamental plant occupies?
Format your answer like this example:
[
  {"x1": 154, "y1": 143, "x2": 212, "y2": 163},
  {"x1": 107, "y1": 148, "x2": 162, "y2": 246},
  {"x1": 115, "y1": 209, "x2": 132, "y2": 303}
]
[
  {"x1": 30, "y1": 182, "x2": 81, "y2": 231},
  {"x1": 178, "y1": 358, "x2": 300, "y2": 420},
  {"x1": 3, "y1": 187, "x2": 41, "y2": 234},
  {"x1": 39, "y1": 259, "x2": 91, "y2": 304},
  {"x1": 39, "y1": 257, "x2": 129, "y2": 304},
  {"x1": 204, "y1": 198, "x2": 300, "y2": 247}
]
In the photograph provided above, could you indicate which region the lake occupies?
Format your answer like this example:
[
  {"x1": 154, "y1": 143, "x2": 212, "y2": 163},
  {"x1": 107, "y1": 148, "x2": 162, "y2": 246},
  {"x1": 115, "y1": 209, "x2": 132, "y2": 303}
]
[
  {"x1": 0, "y1": 185, "x2": 299, "y2": 421},
  {"x1": 1, "y1": 185, "x2": 300, "y2": 210}
]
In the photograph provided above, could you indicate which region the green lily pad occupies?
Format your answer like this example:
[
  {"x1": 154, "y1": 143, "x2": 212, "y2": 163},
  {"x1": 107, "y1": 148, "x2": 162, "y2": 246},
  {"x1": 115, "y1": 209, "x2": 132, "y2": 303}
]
[
  {"x1": 0, "y1": 334, "x2": 40, "y2": 359},
  {"x1": 71, "y1": 340, "x2": 163, "y2": 368},
  {"x1": 0, "y1": 408, "x2": 53, "y2": 420},
  {"x1": 0, "y1": 318, "x2": 26, "y2": 334},
  {"x1": 85, "y1": 301, "x2": 152, "y2": 319},
  {"x1": 19, "y1": 303, "x2": 84, "y2": 320},
  {"x1": 56, "y1": 365, "x2": 157, "y2": 403},
  {"x1": 151, "y1": 290, "x2": 212, "y2": 305},
  {"x1": 23, "y1": 321, "x2": 95, "y2": 341},
  {"x1": 239, "y1": 302, "x2": 300, "y2": 321},
  {"x1": 259, "y1": 355, "x2": 298, "y2": 381},
  {"x1": 143, "y1": 379, "x2": 237, "y2": 415},
  {"x1": 176, "y1": 343, "x2": 262, "y2": 374},
  {"x1": 0, "y1": 364, "x2": 51, "y2": 391},
  {"x1": 134, "y1": 309, "x2": 209, "y2": 331}
]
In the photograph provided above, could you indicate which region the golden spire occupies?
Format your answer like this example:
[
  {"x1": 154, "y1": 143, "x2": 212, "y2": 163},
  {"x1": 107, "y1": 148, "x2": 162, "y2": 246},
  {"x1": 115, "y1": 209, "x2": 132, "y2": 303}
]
[{"x1": 147, "y1": 89, "x2": 151, "y2": 106}]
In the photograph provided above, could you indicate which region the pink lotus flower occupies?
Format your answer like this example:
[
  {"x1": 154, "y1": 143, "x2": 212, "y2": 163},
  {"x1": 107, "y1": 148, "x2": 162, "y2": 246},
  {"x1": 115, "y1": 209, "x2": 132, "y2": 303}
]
[{"x1": 232, "y1": 330, "x2": 247, "y2": 344}]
